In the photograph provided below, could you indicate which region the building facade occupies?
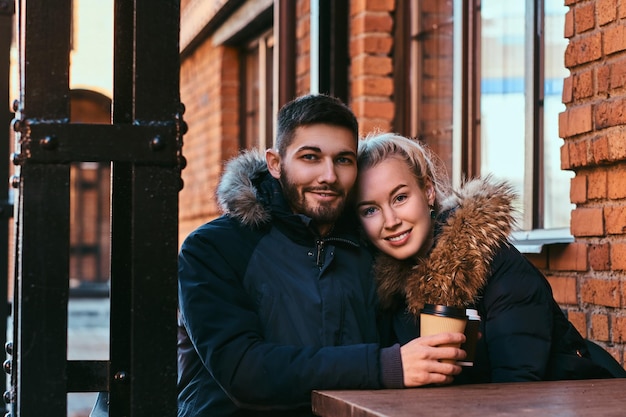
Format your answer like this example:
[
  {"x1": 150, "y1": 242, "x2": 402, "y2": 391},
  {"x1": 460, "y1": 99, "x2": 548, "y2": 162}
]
[{"x1": 179, "y1": 0, "x2": 626, "y2": 364}]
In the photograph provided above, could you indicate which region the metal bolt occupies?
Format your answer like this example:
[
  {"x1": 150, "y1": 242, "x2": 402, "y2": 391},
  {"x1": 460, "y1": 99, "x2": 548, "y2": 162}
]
[
  {"x1": 39, "y1": 135, "x2": 58, "y2": 150},
  {"x1": 114, "y1": 371, "x2": 128, "y2": 383},
  {"x1": 10, "y1": 119, "x2": 21, "y2": 133},
  {"x1": 11, "y1": 100, "x2": 19, "y2": 112},
  {"x1": 3, "y1": 360, "x2": 10, "y2": 375},
  {"x1": 4, "y1": 342, "x2": 11, "y2": 355},
  {"x1": 3, "y1": 390, "x2": 11, "y2": 404},
  {"x1": 10, "y1": 153, "x2": 21, "y2": 166},
  {"x1": 9, "y1": 176, "x2": 19, "y2": 190},
  {"x1": 150, "y1": 136, "x2": 165, "y2": 151}
]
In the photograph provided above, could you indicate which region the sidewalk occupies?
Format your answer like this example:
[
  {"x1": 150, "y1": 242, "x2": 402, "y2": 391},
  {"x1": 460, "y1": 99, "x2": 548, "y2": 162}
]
[{"x1": 67, "y1": 297, "x2": 110, "y2": 417}]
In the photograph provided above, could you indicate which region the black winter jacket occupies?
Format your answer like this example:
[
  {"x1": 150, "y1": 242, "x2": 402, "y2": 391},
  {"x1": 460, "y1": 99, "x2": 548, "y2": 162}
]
[
  {"x1": 177, "y1": 151, "x2": 387, "y2": 417},
  {"x1": 375, "y1": 177, "x2": 613, "y2": 383}
]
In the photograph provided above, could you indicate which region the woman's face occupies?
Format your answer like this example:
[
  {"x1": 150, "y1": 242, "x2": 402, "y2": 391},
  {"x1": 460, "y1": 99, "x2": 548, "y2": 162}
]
[{"x1": 356, "y1": 157, "x2": 435, "y2": 260}]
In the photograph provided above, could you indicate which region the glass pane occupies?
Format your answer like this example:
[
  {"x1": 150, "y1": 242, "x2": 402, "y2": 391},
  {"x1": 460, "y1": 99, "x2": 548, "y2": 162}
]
[
  {"x1": 544, "y1": 0, "x2": 574, "y2": 229},
  {"x1": 480, "y1": 1, "x2": 526, "y2": 215}
]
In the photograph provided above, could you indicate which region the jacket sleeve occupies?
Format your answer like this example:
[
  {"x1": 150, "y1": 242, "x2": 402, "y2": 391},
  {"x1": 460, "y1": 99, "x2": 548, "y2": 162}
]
[
  {"x1": 481, "y1": 244, "x2": 554, "y2": 382},
  {"x1": 178, "y1": 220, "x2": 383, "y2": 410}
]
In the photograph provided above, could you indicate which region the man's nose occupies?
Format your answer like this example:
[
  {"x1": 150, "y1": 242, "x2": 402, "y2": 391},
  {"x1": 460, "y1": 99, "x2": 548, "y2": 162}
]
[{"x1": 318, "y1": 159, "x2": 338, "y2": 183}]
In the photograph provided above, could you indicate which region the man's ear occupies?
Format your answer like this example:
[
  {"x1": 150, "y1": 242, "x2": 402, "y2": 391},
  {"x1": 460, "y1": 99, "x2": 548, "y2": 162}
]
[{"x1": 266, "y1": 148, "x2": 281, "y2": 179}]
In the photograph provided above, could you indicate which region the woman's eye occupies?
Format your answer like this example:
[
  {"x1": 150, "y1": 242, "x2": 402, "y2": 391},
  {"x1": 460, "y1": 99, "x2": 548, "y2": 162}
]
[
  {"x1": 395, "y1": 194, "x2": 408, "y2": 203},
  {"x1": 360, "y1": 207, "x2": 377, "y2": 217}
]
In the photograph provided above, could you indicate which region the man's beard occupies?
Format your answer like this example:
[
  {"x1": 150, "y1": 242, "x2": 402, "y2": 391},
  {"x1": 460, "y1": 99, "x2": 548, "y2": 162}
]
[{"x1": 279, "y1": 171, "x2": 346, "y2": 226}]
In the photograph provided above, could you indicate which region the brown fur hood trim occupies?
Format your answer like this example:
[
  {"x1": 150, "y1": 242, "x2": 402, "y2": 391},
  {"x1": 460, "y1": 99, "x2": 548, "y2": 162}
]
[
  {"x1": 374, "y1": 176, "x2": 517, "y2": 315},
  {"x1": 216, "y1": 149, "x2": 272, "y2": 228}
]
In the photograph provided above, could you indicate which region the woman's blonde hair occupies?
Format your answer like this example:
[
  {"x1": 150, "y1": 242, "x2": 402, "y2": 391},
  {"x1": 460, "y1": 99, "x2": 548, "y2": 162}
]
[{"x1": 357, "y1": 132, "x2": 452, "y2": 214}]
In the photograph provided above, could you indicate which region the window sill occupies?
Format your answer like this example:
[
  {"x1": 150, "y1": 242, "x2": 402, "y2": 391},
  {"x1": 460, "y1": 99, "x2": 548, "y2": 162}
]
[{"x1": 510, "y1": 228, "x2": 574, "y2": 254}]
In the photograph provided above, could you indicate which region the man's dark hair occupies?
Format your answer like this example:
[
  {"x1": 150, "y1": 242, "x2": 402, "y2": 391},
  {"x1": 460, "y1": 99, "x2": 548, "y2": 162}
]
[{"x1": 275, "y1": 94, "x2": 358, "y2": 156}]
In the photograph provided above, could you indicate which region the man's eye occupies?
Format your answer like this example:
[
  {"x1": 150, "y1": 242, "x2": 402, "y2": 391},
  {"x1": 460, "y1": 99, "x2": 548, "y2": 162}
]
[
  {"x1": 302, "y1": 154, "x2": 318, "y2": 160},
  {"x1": 337, "y1": 156, "x2": 355, "y2": 164}
]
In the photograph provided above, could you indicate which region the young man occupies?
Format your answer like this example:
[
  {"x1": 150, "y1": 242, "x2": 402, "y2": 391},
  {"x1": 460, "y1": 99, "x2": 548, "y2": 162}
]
[{"x1": 177, "y1": 94, "x2": 465, "y2": 417}]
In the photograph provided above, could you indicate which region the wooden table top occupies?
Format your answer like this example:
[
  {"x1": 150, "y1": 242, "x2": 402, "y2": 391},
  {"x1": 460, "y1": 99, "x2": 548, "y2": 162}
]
[{"x1": 312, "y1": 378, "x2": 626, "y2": 417}]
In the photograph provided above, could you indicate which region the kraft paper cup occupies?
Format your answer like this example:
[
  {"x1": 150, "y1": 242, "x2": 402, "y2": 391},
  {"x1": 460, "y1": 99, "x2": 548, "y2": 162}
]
[
  {"x1": 420, "y1": 304, "x2": 468, "y2": 364},
  {"x1": 458, "y1": 308, "x2": 480, "y2": 366}
]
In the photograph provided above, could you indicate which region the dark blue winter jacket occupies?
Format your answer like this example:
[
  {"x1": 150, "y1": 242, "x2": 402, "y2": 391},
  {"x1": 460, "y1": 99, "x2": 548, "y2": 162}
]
[{"x1": 177, "y1": 151, "x2": 393, "y2": 417}]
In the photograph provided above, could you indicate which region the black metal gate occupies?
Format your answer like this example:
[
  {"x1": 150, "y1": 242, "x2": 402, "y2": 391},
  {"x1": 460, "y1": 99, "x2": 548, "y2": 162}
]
[{"x1": 6, "y1": 1, "x2": 184, "y2": 416}]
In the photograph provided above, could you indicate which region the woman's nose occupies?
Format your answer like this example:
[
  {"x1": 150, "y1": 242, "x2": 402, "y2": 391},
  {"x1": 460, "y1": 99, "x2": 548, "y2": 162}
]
[{"x1": 382, "y1": 208, "x2": 401, "y2": 228}]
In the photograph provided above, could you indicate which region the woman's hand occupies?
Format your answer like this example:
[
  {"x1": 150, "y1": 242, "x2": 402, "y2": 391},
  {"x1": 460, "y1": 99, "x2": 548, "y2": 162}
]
[{"x1": 400, "y1": 332, "x2": 466, "y2": 387}]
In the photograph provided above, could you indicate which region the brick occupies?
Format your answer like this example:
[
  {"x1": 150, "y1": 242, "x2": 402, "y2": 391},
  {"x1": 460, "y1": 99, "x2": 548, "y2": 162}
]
[
  {"x1": 608, "y1": 132, "x2": 626, "y2": 159},
  {"x1": 612, "y1": 315, "x2": 626, "y2": 343},
  {"x1": 604, "y1": 23, "x2": 626, "y2": 55},
  {"x1": 595, "y1": 97, "x2": 626, "y2": 129},
  {"x1": 562, "y1": 75, "x2": 573, "y2": 103},
  {"x1": 568, "y1": 311, "x2": 588, "y2": 338},
  {"x1": 612, "y1": 243, "x2": 626, "y2": 270},
  {"x1": 354, "y1": 99, "x2": 395, "y2": 119},
  {"x1": 592, "y1": 135, "x2": 610, "y2": 164},
  {"x1": 583, "y1": 278, "x2": 621, "y2": 307},
  {"x1": 571, "y1": 207, "x2": 604, "y2": 236},
  {"x1": 589, "y1": 243, "x2": 611, "y2": 271},
  {"x1": 351, "y1": 11, "x2": 393, "y2": 34},
  {"x1": 565, "y1": 9, "x2": 575, "y2": 38},
  {"x1": 587, "y1": 169, "x2": 607, "y2": 199},
  {"x1": 358, "y1": 34, "x2": 394, "y2": 55},
  {"x1": 351, "y1": 0, "x2": 395, "y2": 15},
  {"x1": 565, "y1": 104, "x2": 593, "y2": 136},
  {"x1": 590, "y1": 313, "x2": 610, "y2": 341},
  {"x1": 564, "y1": 32, "x2": 602, "y2": 67},
  {"x1": 549, "y1": 243, "x2": 589, "y2": 271},
  {"x1": 546, "y1": 275, "x2": 578, "y2": 305},
  {"x1": 598, "y1": 0, "x2": 618, "y2": 26},
  {"x1": 561, "y1": 143, "x2": 571, "y2": 170},
  {"x1": 525, "y1": 252, "x2": 548, "y2": 270},
  {"x1": 607, "y1": 164, "x2": 626, "y2": 199},
  {"x1": 597, "y1": 64, "x2": 610, "y2": 93},
  {"x1": 351, "y1": 76, "x2": 394, "y2": 97},
  {"x1": 609, "y1": 57, "x2": 626, "y2": 89},
  {"x1": 570, "y1": 174, "x2": 587, "y2": 204},
  {"x1": 573, "y1": 70, "x2": 594, "y2": 99},
  {"x1": 350, "y1": 54, "x2": 393, "y2": 76},
  {"x1": 575, "y1": 2, "x2": 595, "y2": 33}
]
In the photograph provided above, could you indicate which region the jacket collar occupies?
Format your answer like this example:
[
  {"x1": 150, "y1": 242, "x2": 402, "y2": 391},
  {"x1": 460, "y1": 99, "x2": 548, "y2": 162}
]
[
  {"x1": 216, "y1": 149, "x2": 361, "y2": 246},
  {"x1": 374, "y1": 177, "x2": 517, "y2": 315}
]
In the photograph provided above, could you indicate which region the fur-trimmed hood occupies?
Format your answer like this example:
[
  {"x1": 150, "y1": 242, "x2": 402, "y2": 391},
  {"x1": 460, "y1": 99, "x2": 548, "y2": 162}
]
[
  {"x1": 216, "y1": 149, "x2": 272, "y2": 228},
  {"x1": 374, "y1": 177, "x2": 517, "y2": 315}
]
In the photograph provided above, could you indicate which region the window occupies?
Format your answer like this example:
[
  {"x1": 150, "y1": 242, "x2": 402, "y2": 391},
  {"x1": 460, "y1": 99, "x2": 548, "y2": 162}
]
[
  {"x1": 241, "y1": 30, "x2": 275, "y2": 151},
  {"x1": 479, "y1": 0, "x2": 572, "y2": 230},
  {"x1": 404, "y1": 0, "x2": 572, "y2": 234}
]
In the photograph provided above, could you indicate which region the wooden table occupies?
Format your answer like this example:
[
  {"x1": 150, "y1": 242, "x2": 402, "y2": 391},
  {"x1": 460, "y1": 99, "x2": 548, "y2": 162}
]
[{"x1": 312, "y1": 379, "x2": 626, "y2": 417}]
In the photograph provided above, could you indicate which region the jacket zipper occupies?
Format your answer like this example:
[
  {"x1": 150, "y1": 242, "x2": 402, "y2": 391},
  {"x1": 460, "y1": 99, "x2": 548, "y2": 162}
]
[{"x1": 315, "y1": 237, "x2": 359, "y2": 268}]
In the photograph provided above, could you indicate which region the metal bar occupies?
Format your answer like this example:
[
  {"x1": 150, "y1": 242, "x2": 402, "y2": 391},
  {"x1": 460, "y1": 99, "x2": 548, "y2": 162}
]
[
  {"x1": 130, "y1": 1, "x2": 180, "y2": 414},
  {"x1": 15, "y1": 164, "x2": 70, "y2": 417},
  {"x1": 25, "y1": 123, "x2": 177, "y2": 164},
  {"x1": 0, "y1": 2, "x2": 14, "y2": 415},
  {"x1": 109, "y1": 0, "x2": 135, "y2": 414},
  {"x1": 15, "y1": 1, "x2": 72, "y2": 416}
]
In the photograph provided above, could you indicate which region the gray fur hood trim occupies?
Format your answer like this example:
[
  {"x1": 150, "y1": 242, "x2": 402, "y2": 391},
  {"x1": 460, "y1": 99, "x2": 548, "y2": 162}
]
[
  {"x1": 216, "y1": 149, "x2": 271, "y2": 227},
  {"x1": 375, "y1": 176, "x2": 517, "y2": 315}
]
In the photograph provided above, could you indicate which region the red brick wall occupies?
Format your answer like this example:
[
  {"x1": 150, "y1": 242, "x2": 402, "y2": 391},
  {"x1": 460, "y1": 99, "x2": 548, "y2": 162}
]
[
  {"x1": 179, "y1": 40, "x2": 240, "y2": 240},
  {"x1": 557, "y1": 0, "x2": 626, "y2": 364},
  {"x1": 350, "y1": 0, "x2": 395, "y2": 135}
]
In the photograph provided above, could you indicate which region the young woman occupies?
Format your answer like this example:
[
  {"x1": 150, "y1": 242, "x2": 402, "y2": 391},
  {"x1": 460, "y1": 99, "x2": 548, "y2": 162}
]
[{"x1": 355, "y1": 132, "x2": 614, "y2": 383}]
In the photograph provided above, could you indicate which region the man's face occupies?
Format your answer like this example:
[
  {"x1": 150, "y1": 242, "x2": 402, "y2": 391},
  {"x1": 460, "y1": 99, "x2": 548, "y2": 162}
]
[{"x1": 267, "y1": 124, "x2": 357, "y2": 235}]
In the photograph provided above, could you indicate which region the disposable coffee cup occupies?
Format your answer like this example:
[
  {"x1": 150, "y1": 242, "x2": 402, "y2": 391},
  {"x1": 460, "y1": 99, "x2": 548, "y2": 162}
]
[
  {"x1": 420, "y1": 304, "x2": 468, "y2": 364},
  {"x1": 458, "y1": 308, "x2": 481, "y2": 367}
]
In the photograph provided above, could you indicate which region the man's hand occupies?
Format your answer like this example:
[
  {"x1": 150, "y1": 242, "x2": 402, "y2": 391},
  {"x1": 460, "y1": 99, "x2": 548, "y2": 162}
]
[{"x1": 400, "y1": 332, "x2": 466, "y2": 387}]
